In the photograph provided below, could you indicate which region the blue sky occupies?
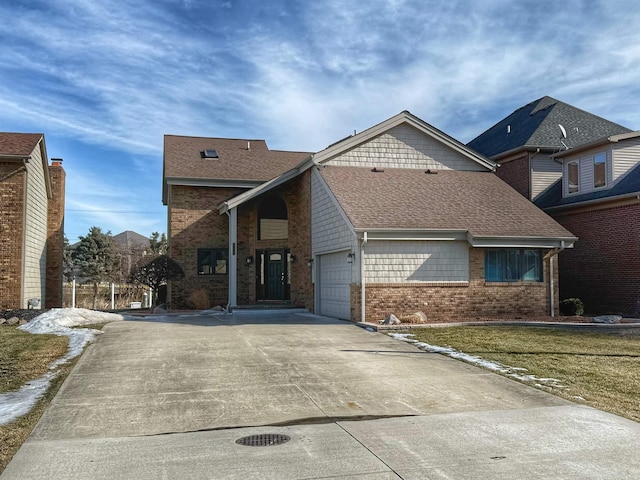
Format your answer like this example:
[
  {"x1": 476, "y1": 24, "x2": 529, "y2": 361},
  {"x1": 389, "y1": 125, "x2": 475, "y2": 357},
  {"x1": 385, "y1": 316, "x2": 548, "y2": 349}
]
[{"x1": 2, "y1": 0, "x2": 640, "y2": 241}]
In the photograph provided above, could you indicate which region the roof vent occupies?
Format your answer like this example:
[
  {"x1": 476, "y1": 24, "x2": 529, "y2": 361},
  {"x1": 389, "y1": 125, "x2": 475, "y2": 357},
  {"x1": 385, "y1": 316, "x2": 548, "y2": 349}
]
[
  {"x1": 200, "y1": 149, "x2": 219, "y2": 159},
  {"x1": 507, "y1": 125, "x2": 511, "y2": 134},
  {"x1": 371, "y1": 167, "x2": 384, "y2": 173},
  {"x1": 425, "y1": 169, "x2": 438, "y2": 174}
]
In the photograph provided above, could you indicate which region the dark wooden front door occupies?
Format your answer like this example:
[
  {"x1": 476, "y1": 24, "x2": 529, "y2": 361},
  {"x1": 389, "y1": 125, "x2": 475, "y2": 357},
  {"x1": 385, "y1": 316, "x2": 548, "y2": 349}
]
[{"x1": 256, "y1": 249, "x2": 290, "y2": 301}]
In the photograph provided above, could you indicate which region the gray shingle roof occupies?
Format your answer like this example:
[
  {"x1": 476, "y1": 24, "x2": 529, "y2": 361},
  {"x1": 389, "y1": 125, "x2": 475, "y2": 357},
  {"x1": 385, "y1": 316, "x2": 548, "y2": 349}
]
[
  {"x1": 467, "y1": 96, "x2": 631, "y2": 158},
  {"x1": 319, "y1": 166, "x2": 574, "y2": 239}
]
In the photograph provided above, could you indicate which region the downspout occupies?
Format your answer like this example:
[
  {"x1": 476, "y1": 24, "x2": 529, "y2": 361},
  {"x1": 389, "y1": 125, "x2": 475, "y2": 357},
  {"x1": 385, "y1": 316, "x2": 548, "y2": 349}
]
[
  {"x1": 360, "y1": 232, "x2": 368, "y2": 322},
  {"x1": 544, "y1": 241, "x2": 565, "y2": 317}
]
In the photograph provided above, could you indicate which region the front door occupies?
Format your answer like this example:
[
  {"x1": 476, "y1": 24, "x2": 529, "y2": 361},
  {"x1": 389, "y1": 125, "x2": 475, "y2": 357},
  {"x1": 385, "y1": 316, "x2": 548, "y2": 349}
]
[{"x1": 256, "y1": 249, "x2": 290, "y2": 301}]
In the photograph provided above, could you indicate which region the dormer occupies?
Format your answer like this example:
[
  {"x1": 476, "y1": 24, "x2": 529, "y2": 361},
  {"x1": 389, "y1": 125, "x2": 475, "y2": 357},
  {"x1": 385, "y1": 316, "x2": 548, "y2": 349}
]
[{"x1": 555, "y1": 131, "x2": 640, "y2": 199}]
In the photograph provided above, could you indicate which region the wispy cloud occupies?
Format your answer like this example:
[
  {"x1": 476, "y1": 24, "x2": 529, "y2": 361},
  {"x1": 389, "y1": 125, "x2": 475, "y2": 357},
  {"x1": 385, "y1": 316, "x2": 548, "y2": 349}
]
[{"x1": 1, "y1": 0, "x2": 640, "y2": 238}]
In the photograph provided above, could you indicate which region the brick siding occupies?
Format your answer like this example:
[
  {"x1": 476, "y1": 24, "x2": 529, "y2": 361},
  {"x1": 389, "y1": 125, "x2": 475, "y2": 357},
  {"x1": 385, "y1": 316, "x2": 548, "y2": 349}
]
[
  {"x1": 552, "y1": 202, "x2": 640, "y2": 315},
  {"x1": 495, "y1": 153, "x2": 530, "y2": 199},
  {"x1": 0, "y1": 163, "x2": 26, "y2": 309},
  {"x1": 352, "y1": 248, "x2": 558, "y2": 322},
  {"x1": 167, "y1": 171, "x2": 314, "y2": 310},
  {"x1": 46, "y1": 163, "x2": 66, "y2": 308},
  {"x1": 168, "y1": 185, "x2": 243, "y2": 308}
]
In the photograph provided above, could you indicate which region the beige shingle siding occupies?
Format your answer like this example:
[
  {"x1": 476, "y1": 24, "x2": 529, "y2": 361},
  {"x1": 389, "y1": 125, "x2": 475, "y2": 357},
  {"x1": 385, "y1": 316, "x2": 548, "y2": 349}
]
[
  {"x1": 612, "y1": 137, "x2": 640, "y2": 183},
  {"x1": 311, "y1": 169, "x2": 356, "y2": 256},
  {"x1": 23, "y1": 142, "x2": 47, "y2": 308},
  {"x1": 531, "y1": 155, "x2": 562, "y2": 200},
  {"x1": 326, "y1": 124, "x2": 487, "y2": 171},
  {"x1": 364, "y1": 241, "x2": 469, "y2": 283}
]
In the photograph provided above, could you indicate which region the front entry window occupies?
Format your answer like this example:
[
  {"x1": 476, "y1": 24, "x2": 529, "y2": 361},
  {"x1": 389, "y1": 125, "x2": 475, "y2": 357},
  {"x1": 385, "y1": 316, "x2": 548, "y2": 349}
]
[{"x1": 258, "y1": 196, "x2": 288, "y2": 240}]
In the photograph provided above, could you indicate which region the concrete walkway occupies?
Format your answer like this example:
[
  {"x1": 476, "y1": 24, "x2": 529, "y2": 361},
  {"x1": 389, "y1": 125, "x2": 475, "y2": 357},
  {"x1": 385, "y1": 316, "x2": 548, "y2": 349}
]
[{"x1": 2, "y1": 311, "x2": 639, "y2": 479}]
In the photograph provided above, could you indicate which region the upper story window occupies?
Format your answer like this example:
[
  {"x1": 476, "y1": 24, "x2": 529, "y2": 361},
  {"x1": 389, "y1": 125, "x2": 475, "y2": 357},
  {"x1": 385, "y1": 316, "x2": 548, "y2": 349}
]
[
  {"x1": 567, "y1": 161, "x2": 579, "y2": 194},
  {"x1": 258, "y1": 195, "x2": 288, "y2": 240},
  {"x1": 593, "y1": 153, "x2": 606, "y2": 188}
]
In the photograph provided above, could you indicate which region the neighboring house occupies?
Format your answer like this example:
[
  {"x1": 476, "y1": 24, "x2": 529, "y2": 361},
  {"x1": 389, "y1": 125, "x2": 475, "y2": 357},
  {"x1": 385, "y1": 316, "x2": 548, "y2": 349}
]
[
  {"x1": 163, "y1": 111, "x2": 576, "y2": 322},
  {"x1": 467, "y1": 96, "x2": 631, "y2": 201},
  {"x1": 535, "y1": 131, "x2": 640, "y2": 314},
  {"x1": 0, "y1": 133, "x2": 66, "y2": 310},
  {"x1": 112, "y1": 230, "x2": 151, "y2": 280},
  {"x1": 467, "y1": 96, "x2": 638, "y2": 315}
]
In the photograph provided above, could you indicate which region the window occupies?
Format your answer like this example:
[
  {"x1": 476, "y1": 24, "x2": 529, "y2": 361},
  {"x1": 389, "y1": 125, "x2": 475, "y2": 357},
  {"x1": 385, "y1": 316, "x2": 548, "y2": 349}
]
[
  {"x1": 485, "y1": 249, "x2": 542, "y2": 282},
  {"x1": 567, "y1": 161, "x2": 579, "y2": 194},
  {"x1": 198, "y1": 248, "x2": 228, "y2": 275},
  {"x1": 258, "y1": 195, "x2": 288, "y2": 240},
  {"x1": 593, "y1": 153, "x2": 606, "y2": 188}
]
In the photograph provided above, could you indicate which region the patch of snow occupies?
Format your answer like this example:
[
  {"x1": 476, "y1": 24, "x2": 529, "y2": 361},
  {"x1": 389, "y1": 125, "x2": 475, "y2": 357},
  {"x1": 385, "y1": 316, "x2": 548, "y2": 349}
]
[
  {"x1": 365, "y1": 327, "x2": 375, "y2": 332},
  {"x1": 389, "y1": 333, "x2": 564, "y2": 389},
  {"x1": 0, "y1": 308, "x2": 126, "y2": 426}
]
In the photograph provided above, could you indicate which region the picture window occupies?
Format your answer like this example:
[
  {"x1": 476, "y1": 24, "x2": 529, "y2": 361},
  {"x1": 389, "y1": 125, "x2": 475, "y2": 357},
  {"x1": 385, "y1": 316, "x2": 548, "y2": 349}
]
[{"x1": 198, "y1": 248, "x2": 228, "y2": 275}]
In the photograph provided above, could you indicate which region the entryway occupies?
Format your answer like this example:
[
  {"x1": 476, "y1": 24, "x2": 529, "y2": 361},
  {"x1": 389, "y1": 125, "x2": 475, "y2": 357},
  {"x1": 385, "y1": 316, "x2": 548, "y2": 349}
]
[{"x1": 255, "y1": 249, "x2": 291, "y2": 302}]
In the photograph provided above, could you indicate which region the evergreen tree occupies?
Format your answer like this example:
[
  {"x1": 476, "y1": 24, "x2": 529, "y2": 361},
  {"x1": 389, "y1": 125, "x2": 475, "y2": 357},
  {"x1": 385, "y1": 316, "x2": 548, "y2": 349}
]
[
  {"x1": 149, "y1": 231, "x2": 168, "y2": 255},
  {"x1": 72, "y1": 226, "x2": 118, "y2": 309}
]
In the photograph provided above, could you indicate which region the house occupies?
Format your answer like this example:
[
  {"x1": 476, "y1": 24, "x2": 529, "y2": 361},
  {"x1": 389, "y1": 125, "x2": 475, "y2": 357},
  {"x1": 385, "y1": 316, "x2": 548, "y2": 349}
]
[
  {"x1": 0, "y1": 133, "x2": 66, "y2": 310},
  {"x1": 163, "y1": 112, "x2": 576, "y2": 321},
  {"x1": 535, "y1": 131, "x2": 640, "y2": 314},
  {"x1": 467, "y1": 96, "x2": 638, "y2": 315},
  {"x1": 467, "y1": 96, "x2": 631, "y2": 201}
]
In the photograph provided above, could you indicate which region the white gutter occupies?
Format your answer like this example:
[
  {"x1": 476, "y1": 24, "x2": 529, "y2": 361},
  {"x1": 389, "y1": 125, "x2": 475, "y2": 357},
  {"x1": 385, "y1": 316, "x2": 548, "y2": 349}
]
[
  {"x1": 360, "y1": 232, "x2": 368, "y2": 323},
  {"x1": 544, "y1": 240, "x2": 566, "y2": 317}
]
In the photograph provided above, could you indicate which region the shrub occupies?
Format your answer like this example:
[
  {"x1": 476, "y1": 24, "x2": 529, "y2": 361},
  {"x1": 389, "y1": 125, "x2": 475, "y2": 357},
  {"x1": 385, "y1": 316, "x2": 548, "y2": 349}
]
[
  {"x1": 559, "y1": 298, "x2": 584, "y2": 316},
  {"x1": 188, "y1": 289, "x2": 211, "y2": 310}
]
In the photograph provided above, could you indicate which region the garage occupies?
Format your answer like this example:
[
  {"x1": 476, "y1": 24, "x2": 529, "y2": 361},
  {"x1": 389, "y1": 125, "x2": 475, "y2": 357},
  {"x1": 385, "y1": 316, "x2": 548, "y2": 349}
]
[{"x1": 318, "y1": 251, "x2": 352, "y2": 320}]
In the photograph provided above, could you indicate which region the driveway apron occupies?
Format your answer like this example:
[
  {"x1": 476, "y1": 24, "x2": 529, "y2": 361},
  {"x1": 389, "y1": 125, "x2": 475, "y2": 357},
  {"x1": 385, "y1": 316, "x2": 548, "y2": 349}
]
[{"x1": 2, "y1": 311, "x2": 639, "y2": 479}]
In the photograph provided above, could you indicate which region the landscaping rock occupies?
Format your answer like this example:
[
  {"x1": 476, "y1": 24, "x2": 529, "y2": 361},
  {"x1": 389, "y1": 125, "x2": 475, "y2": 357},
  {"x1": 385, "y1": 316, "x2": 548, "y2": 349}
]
[
  {"x1": 380, "y1": 314, "x2": 401, "y2": 325},
  {"x1": 593, "y1": 315, "x2": 622, "y2": 324},
  {"x1": 0, "y1": 318, "x2": 6, "y2": 325},
  {"x1": 401, "y1": 311, "x2": 428, "y2": 324},
  {"x1": 18, "y1": 319, "x2": 28, "y2": 325},
  {"x1": 7, "y1": 317, "x2": 20, "y2": 326}
]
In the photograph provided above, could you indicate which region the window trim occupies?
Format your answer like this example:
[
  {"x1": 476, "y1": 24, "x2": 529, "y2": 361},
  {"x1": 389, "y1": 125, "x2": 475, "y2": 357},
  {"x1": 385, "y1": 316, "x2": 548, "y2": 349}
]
[
  {"x1": 484, "y1": 249, "x2": 543, "y2": 283},
  {"x1": 567, "y1": 160, "x2": 579, "y2": 195},
  {"x1": 197, "y1": 248, "x2": 229, "y2": 275},
  {"x1": 593, "y1": 152, "x2": 606, "y2": 189}
]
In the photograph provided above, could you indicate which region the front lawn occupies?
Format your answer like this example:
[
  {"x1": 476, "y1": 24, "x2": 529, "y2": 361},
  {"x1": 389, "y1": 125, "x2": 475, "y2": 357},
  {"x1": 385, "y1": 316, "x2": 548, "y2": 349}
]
[
  {"x1": 0, "y1": 326, "x2": 71, "y2": 473},
  {"x1": 394, "y1": 326, "x2": 640, "y2": 422}
]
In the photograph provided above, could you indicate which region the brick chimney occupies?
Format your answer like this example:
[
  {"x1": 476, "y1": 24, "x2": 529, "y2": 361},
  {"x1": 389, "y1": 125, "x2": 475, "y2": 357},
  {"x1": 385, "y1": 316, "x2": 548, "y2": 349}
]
[{"x1": 46, "y1": 158, "x2": 66, "y2": 308}]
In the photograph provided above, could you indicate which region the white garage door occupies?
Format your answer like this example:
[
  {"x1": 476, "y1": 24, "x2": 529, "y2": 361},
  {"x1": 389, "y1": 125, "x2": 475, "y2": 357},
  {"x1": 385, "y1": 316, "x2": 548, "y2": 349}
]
[{"x1": 318, "y1": 251, "x2": 351, "y2": 320}]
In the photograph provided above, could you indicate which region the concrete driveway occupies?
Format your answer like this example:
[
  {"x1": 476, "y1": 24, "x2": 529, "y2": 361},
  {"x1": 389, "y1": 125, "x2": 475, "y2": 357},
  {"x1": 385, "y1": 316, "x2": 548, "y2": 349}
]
[{"x1": 2, "y1": 311, "x2": 639, "y2": 479}]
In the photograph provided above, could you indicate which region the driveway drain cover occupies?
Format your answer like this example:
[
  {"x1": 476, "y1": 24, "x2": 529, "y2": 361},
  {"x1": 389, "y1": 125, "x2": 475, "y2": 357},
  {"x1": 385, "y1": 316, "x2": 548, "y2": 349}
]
[{"x1": 235, "y1": 433, "x2": 291, "y2": 447}]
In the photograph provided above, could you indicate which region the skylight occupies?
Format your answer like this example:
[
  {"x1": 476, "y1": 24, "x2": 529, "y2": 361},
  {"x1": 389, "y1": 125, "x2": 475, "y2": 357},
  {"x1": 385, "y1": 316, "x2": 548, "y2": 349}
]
[{"x1": 200, "y1": 149, "x2": 219, "y2": 158}]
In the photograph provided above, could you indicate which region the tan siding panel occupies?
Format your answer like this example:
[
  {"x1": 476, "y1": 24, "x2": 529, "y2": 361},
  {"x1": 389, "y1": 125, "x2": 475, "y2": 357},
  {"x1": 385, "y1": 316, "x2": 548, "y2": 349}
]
[
  {"x1": 612, "y1": 138, "x2": 640, "y2": 182},
  {"x1": 531, "y1": 156, "x2": 562, "y2": 199},
  {"x1": 326, "y1": 124, "x2": 486, "y2": 171}
]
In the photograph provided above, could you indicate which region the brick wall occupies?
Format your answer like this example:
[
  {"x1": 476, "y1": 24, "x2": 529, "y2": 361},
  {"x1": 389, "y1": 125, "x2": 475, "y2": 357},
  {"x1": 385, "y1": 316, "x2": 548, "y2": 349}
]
[
  {"x1": 168, "y1": 185, "x2": 244, "y2": 308},
  {"x1": 353, "y1": 247, "x2": 557, "y2": 322},
  {"x1": 236, "y1": 171, "x2": 314, "y2": 309},
  {"x1": 46, "y1": 163, "x2": 66, "y2": 308},
  {"x1": 0, "y1": 163, "x2": 26, "y2": 309},
  {"x1": 553, "y1": 202, "x2": 640, "y2": 315},
  {"x1": 495, "y1": 153, "x2": 530, "y2": 199}
]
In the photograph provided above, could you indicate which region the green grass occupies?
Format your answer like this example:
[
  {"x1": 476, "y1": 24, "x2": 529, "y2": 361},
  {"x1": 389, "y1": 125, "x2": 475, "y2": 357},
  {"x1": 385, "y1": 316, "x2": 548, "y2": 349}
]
[
  {"x1": 0, "y1": 326, "x2": 74, "y2": 473},
  {"x1": 397, "y1": 326, "x2": 640, "y2": 422}
]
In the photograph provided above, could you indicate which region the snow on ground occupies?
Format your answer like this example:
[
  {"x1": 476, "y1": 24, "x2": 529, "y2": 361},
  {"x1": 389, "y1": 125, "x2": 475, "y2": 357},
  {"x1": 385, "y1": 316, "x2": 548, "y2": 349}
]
[
  {"x1": 0, "y1": 308, "x2": 128, "y2": 426},
  {"x1": 389, "y1": 333, "x2": 564, "y2": 389}
]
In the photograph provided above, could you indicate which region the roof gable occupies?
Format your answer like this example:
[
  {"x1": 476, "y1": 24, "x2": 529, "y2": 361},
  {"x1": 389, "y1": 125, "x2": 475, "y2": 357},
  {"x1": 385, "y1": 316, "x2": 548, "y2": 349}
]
[
  {"x1": 315, "y1": 111, "x2": 495, "y2": 172},
  {"x1": 468, "y1": 96, "x2": 632, "y2": 158}
]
